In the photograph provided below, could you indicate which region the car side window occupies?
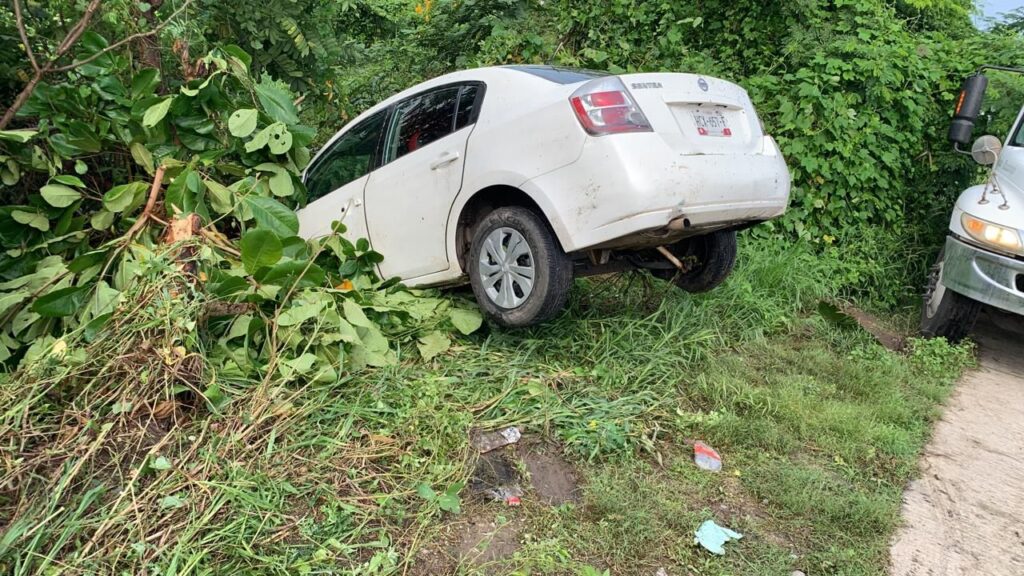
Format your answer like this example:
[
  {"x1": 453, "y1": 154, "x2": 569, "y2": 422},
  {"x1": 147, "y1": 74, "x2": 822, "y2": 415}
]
[
  {"x1": 384, "y1": 87, "x2": 461, "y2": 163},
  {"x1": 1012, "y1": 122, "x2": 1024, "y2": 148},
  {"x1": 305, "y1": 110, "x2": 387, "y2": 202},
  {"x1": 455, "y1": 85, "x2": 481, "y2": 131}
]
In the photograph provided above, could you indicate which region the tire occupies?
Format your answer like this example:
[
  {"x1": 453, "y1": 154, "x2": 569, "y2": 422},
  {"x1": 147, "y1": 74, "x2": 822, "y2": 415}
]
[
  {"x1": 920, "y1": 248, "x2": 981, "y2": 343},
  {"x1": 651, "y1": 230, "x2": 738, "y2": 293},
  {"x1": 468, "y1": 207, "x2": 573, "y2": 328}
]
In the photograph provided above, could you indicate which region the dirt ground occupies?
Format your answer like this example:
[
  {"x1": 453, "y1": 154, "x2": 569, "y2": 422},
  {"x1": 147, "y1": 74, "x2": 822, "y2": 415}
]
[{"x1": 890, "y1": 308, "x2": 1024, "y2": 576}]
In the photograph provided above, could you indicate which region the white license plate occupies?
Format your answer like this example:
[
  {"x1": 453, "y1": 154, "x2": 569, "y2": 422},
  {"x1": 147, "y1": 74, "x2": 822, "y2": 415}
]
[{"x1": 691, "y1": 110, "x2": 731, "y2": 137}]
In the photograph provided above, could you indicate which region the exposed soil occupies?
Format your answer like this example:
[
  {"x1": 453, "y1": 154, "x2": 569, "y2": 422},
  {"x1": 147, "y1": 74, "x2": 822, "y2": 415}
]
[
  {"x1": 841, "y1": 304, "x2": 905, "y2": 352},
  {"x1": 890, "y1": 309, "x2": 1024, "y2": 576},
  {"x1": 410, "y1": 439, "x2": 580, "y2": 575},
  {"x1": 519, "y1": 443, "x2": 579, "y2": 506}
]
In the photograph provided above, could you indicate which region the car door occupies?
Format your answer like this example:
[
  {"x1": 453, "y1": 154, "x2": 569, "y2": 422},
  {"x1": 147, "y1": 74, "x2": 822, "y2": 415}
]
[
  {"x1": 298, "y1": 109, "x2": 387, "y2": 242},
  {"x1": 363, "y1": 83, "x2": 483, "y2": 280}
]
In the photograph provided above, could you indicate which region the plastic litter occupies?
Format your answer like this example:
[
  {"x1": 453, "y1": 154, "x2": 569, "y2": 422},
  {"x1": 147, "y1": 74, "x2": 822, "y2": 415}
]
[
  {"x1": 471, "y1": 426, "x2": 522, "y2": 453},
  {"x1": 654, "y1": 569, "x2": 669, "y2": 576},
  {"x1": 506, "y1": 496, "x2": 521, "y2": 506},
  {"x1": 482, "y1": 484, "x2": 524, "y2": 503},
  {"x1": 693, "y1": 441, "x2": 722, "y2": 472},
  {"x1": 694, "y1": 519, "x2": 743, "y2": 555}
]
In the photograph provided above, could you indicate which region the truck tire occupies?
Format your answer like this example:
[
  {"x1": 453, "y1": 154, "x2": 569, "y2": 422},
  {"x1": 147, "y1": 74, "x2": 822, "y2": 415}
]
[
  {"x1": 920, "y1": 248, "x2": 981, "y2": 343},
  {"x1": 652, "y1": 230, "x2": 738, "y2": 293},
  {"x1": 468, "y1": 207, "x2": 573, "y2": 328}
]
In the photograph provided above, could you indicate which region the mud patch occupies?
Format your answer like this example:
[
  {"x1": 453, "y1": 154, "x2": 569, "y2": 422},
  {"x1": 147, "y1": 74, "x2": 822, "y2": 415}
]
[
  {"x1": 519, "y1": 445, "x2": 579, "y2": 506},
  {"x1": 411, "y1": 511, "x2": 522, "y2": 576},
  {"x1": 412, "y1": 440, "x2": 579, "y2": 574},
  {"x1": 842, "y1": 305, "x2": 904, "y2": 351},
  {"x1": 469, "y1": 450, "x2": 523, "y2": 502}
]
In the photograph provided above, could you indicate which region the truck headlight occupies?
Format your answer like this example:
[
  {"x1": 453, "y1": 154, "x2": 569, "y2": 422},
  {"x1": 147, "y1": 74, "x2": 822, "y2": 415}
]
[{"x1": 961, "y1": 214, "x2": 1023, "y2": 254}]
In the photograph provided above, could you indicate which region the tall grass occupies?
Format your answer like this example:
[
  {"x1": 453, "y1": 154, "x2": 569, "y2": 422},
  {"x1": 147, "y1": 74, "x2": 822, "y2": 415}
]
[{"x1": 0, "y1": 238, "x2": 972, "y2": 575}]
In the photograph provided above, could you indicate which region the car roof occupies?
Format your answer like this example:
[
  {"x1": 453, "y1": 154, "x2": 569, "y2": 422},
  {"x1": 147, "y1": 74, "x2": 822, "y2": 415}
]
[
  {"x1": 361, "y1": 67, "x2": 561, "y2": 113},
  {"x1": 306, "y1": 65, "x2": 605, "y2": 176}
]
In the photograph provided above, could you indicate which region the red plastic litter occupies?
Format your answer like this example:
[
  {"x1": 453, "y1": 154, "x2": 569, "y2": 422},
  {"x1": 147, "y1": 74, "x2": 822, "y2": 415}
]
[
  {"x1": 506, "y1": 496, "x2": 521, "y2": 506},
  {"x1": 693, "y1": 441, "x2": 722, "y2": 472}
]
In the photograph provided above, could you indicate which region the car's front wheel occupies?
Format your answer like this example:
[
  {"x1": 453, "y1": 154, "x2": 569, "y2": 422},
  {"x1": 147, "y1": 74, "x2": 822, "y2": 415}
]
[
  {"x1": 468, "y1": 207, "x2": 573, "y2": 328},
  {"x1": 651, "y1": 230, "x2": 738, "y2": 293},
  {"x1": 920, "y1": 248, "x2": 980, "y2": 343}
]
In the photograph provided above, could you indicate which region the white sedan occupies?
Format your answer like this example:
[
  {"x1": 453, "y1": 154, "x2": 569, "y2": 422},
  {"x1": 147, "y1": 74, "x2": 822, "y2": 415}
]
[{"x1": 300, "y1": 66, "x2": 790, "y2": 327}]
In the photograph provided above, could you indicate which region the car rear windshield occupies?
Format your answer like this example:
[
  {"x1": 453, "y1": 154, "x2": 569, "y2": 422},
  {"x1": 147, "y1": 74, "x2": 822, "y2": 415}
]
[{"x1": 505, "y1": 65, "x2": 610, "y2": 85}]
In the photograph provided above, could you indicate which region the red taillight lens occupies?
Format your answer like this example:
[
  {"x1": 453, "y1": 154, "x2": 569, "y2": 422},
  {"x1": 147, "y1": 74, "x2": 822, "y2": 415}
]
[
  {"x1": 586, "y1": 91, "x2": 626, "y2": 107},
  {"x1": 569, "y1": 78, "x2": 652, "y2": 136}
]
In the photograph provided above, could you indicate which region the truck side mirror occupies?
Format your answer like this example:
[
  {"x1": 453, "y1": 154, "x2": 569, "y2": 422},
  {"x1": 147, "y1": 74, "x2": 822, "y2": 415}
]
[
  {"x1": 949, "y1": 73, "x2": 988, "y2": 146},
  {"x1": 971, "y1": 135, "x2": 1002, "y2": 165}
]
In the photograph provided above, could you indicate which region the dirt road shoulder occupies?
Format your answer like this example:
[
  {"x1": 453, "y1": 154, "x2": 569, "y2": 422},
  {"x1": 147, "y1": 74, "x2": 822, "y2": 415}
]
[{"x1": 890, "y1": 310, "x2": 1024, "y2": 576}]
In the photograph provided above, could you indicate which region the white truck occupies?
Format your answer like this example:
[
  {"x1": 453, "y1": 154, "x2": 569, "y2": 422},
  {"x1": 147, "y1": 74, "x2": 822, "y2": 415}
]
[{"x1": 921, "y1": 68, "x2": 1024, "y2": 341}]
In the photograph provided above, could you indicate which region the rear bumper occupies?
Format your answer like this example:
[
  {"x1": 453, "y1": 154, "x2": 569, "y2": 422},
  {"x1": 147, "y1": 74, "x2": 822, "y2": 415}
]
[
  {"x1": 523, "y1": 132, "x2": 790, "y2": 252},
  {"x1": 942, "y1": 235, "x2": 1024, "y2": 316}
]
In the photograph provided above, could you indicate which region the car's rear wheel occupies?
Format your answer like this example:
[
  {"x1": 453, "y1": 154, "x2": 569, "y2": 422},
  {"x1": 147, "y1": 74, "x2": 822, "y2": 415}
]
[
  {"x1": 920, "y1": 248, "x2": 980, "y2": 343},
  {"x1": 651, "y1": 230, "x2": 738, "y2": 293},
  {"x1": 468, "y1": 207, "x2": 573, "y2": 328}
]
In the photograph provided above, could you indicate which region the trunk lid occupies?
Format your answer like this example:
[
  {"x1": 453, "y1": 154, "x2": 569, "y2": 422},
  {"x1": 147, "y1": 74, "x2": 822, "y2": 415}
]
[{"x1": 619, "y1": 73, "x2": 764, "y2": 155}]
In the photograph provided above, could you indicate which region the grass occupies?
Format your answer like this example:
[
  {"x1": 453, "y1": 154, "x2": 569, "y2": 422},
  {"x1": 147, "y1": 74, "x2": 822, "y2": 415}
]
[{"x1": 0, "y1": 238, "x2": 974, "y2": 575}]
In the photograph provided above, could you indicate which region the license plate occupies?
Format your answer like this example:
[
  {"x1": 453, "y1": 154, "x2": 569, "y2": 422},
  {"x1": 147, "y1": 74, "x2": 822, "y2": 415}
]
[{"x1": 692, "y1": 110, "x2": 731, "y2": 137}]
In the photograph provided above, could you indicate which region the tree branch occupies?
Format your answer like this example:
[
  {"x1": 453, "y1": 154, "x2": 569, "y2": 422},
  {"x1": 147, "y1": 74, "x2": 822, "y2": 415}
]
[
  {"x1": 13, "y1": 0, "x2": 38, "y2": 72},
  {"x1": 0, "y1": 0, "x2": 193, "y2": 129},
  {"x1": 52, "y1": 0, "x2": 195, "y2": 73},
  {"x1": 54, "y1": 0, "x2": 102, "y2": 58}
]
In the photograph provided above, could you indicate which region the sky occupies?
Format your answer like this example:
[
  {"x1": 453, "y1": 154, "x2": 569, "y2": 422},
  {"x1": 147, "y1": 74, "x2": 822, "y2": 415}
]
[{"x1": 980, "y1": 0, "x2": 1023, "y2": 19}]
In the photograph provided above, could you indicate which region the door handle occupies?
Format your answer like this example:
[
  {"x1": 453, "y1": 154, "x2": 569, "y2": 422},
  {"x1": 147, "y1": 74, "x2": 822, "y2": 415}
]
[{"x1": 430, "y1": 151, "x2": 460, "y2": 170}]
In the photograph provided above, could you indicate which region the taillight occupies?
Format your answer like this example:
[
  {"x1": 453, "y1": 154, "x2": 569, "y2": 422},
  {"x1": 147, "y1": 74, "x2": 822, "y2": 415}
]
[{"x1": 569, "y1": 77, "x2": 652, "y2": 135}]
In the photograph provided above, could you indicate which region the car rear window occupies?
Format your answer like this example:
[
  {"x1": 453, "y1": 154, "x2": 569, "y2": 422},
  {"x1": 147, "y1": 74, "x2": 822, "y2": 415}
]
[{"x1": 505, "y1": 65, "x2": 609, "y2": 85}]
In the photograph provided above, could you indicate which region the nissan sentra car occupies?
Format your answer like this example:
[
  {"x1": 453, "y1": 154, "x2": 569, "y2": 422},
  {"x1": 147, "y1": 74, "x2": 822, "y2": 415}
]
[{"x1": 300, "y1": 65, "x2": 791, "y2": 327}]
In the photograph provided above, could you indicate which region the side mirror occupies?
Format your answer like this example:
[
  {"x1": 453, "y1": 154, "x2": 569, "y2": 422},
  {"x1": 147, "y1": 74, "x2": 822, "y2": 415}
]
[
  {"x1": 949, "y1": 73, "x2": 988, "y2": 146},
  {"x1": 971, "y1": 135, "x2": 1002, "y2": 165}
]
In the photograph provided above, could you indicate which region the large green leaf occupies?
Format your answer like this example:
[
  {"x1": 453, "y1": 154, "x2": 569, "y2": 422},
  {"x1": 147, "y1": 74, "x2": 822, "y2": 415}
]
[
  {"x1": 417, "y1": 331, "x2": 451, "y2": 361},
  {"x1": 131, "y1": 68, "x2": 161, "y2": 99},
  {"x1": 342, "y1": 299, "x2": 373, "y2": 328},
  {"x1": 2, "y1": 158, "x2": 20, "y2": 185},
  {"x1": 228, "y1": 109, "x2": 258, "y2": 138},
  {"x1": 258, "y1": 260, "x2": 324, "y2": 288},
  {"x1": 267, "y1": 124, "x2": 294, "y2": 154},
  {"x1": 0, "y1": 291, "x2": 29, "y2": 318},
  {"x1": 32, "y1": 286, "x2": 91, "y2": 317},
  {"x1": 205, "y1": 180, "x2": 234, "y2": 214},
  {"x1": 243, "y1": 196, "x2": 299, "y2": 237},
  {"x1": 130, "y1": 142, "x2": 155, "y2": 175},
  {"x1": 269, "y1": 170, "x2": 294, "y2": 197},
  {"x1": 12, "y1": 210, "x2": 49, "y2": 232},
  {"x1": 103, "y1": 182, "x2": 148, "y2": 213},
  {"x1": 244, "y1": 124, "x2": 272, "y2": 153},
  {"x1": 142, "y1": 97, "x2": 174, "y2": 128},
  {"x1": 0, "y1": 129, "x2": 37, "y2": 143},
  {"x1": 449, "y1": 308, "x2": 483, "y2": 335},
  {"x1": 255, "y1": 81, "x2": 299, "y2": 125},
  {"x1": 40, "y1": 184, "x2": 82, "y2": 208},
  {"x1": 278, "y1": 301, "x2": 325, "y2": 327},
  {"x1": 240, "y1": 229, "x2": 283, "y2": 273},
  {"x1": 52, "y1": 175, "x2": 85, "y2": 187},
  {"x1": 90, "y1": 210, "x2": 115, "y2": 230}
]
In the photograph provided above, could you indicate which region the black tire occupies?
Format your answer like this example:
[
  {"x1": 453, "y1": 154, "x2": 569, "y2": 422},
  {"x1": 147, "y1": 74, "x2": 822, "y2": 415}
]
[
  {"x1": 920, "y1": 248, "x2": 981, "y2": 343},
  {"x1": 467, "y1": 207, "x2": 573, "y2": 328},
  {"x1": 651, "y1": 230, "x2": 738, "y2": 293}
]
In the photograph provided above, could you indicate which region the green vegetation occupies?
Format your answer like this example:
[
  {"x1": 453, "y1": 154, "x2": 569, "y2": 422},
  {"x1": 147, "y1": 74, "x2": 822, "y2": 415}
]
[
  {"x1": 0, "y1": 239, "x2": 974, "y2": 574},
  {"x1": 0, "y1": 0, "x2": 1013, "y2": 574}
]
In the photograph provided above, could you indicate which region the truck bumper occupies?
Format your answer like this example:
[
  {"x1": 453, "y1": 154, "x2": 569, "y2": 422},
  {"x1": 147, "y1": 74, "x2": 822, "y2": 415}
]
[{"x1": 942, "y1": 235, "x2": 1024, "y2": 316}]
